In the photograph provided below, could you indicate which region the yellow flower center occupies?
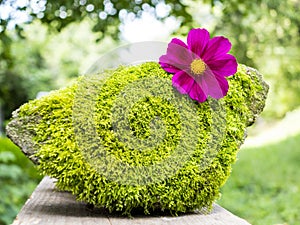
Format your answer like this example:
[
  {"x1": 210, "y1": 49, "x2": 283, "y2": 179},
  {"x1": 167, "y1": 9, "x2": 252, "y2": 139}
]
[{"x1": 190, "y1": 59, "x2": 206, "y2": 75}]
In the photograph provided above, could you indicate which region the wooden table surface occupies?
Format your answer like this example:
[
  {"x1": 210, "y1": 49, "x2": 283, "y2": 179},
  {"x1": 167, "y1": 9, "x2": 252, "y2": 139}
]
[{"x1": 12, "y1": 176, "x2": 251, "y2": 225}]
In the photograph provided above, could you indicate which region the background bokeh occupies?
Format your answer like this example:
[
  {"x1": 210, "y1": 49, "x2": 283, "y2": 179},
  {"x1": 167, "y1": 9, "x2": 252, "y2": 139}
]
[{"x1": 0, "y1": 0, "x2": 299, "y2": 224}]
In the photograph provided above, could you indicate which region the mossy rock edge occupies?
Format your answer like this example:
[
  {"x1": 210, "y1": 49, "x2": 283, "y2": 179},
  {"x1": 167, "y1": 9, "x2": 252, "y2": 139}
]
[{"x1": 6, "y1": 62, "x2": 268, "y2": 215}]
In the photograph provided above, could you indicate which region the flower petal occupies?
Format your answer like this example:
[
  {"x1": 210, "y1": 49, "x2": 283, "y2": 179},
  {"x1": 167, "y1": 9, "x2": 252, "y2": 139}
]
[
  {"x1": 170, "y1": 37, "x2": 188, "y2": 48},
  {"x1": 188, "y1": 82, "x2": 208, "y2": 103},
  {"x1": 202, "y1": 70, "x2": 229, "y2": 99},
  {"x1": 159, "y1": 41, "x2": 195, "y2": 72},
  {"x1": 213, "y1": 75, "x2": 229, "y2": 98},
  {"x1": 187, "y1": 28, "x2": 210, "y2": 57},
  {"x1": 172, "y1": 71, "x2": 195, "y2": 95},
  {"x1": 207, "y1": 54, "x2": 238, "y2": 77},
  {"x1": 159, "y1": 62, "x2": 180, "y2": 73},
  {"x1": 166, "y1": 39, "x2": 193, "y2": 63},
  {"x1": 203, "y1": 36, "x2": 232, "y2": 62},
  {"x1": 159, "y1": 54, "x2": 190, "y2": 73}
]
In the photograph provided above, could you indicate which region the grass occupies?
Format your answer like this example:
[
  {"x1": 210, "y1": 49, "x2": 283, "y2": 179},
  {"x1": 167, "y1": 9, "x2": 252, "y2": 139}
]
[
  {"x1": 218, "y1": 132, "x2": 300, "y2": 225},
  {"x1": 0, "y1": 137, "x2": 42, "y2": 225}
]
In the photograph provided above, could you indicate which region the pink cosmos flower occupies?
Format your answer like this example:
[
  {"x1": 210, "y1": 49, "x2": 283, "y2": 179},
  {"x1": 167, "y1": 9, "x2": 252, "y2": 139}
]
[{"x1": 159, "y1": 28, "x2": 238, "y2": 103}]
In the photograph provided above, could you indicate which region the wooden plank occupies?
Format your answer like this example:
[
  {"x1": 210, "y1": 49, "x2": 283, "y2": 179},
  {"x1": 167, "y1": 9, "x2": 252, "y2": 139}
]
[
  {"x1": 12, "y1": 177, "x2": 111, "y2": 225},
  {"x1": 12, "y1": 177, "x2": 251, "y2": 225}
]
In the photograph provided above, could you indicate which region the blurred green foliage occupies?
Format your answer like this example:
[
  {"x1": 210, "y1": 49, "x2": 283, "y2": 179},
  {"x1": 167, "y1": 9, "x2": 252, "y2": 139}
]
[
  {"x1": 0, "y1": 0, "x2": 192, "y2": 40},
  {"x1": 0, "y1": 137, "x2": 42, "y2": 225},
  {"x1": 0, "y1": 19, "x2": 116, "y2": 130},
  {"x1": 0, "y1": 0, "x2": 299, "y2": 224},
  {"x1": 219, "y1": 133, "x2": 300, "y2": 225},
  {"x1": 0, "y1": 0, "x2": 299, "y2": 124},
  {"x1": 216, "y1": 0, "x2": 300, "y2": 119}
]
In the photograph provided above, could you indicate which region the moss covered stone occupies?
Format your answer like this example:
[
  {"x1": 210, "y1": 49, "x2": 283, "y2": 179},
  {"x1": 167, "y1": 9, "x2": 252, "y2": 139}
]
[{"x1": 6, "y1": 62, "x2": 268, "y2": 215}]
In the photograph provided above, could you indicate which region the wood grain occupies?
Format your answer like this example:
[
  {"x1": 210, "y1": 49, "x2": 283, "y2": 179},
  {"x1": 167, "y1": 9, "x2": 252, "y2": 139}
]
[{"x1": 12, "y1": 177, "x2": 251, "y2": 225}]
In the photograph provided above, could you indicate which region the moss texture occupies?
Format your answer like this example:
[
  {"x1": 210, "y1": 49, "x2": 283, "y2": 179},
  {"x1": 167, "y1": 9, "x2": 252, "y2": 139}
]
[{"x1": 7, "y1": 62, "x2": 268, "y2": 215}]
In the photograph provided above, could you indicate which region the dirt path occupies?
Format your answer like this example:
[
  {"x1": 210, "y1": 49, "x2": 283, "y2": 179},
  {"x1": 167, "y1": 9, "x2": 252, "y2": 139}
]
[{"x1": 243, "y1": 107, "x2": 300, "y2": 148}]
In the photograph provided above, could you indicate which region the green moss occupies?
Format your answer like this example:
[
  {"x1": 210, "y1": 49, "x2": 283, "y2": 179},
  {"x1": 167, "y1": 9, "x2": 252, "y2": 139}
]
[{"x1": 14, "y1": 62, "x2": 268, "y2": 215}]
